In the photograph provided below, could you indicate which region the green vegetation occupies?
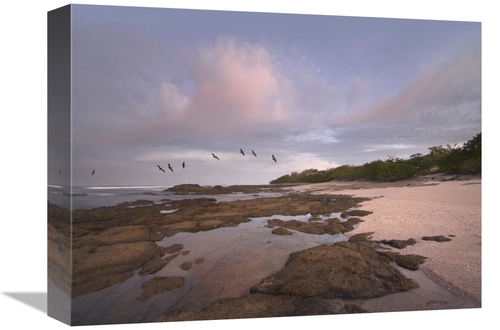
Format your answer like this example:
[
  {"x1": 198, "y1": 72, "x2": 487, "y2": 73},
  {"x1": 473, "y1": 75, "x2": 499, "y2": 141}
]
[{"x1": 270, "y1": 133, "x2": 481, "y2": 184}]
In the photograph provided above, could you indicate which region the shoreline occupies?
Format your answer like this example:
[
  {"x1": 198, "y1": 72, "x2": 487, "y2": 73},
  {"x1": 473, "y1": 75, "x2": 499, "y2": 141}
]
[
  {"x1": 286, "y1": 177, "x2": 481, "y2": 305},
  {"x1": 48, "y1": 175, "x2": 481, "y2": 324},
  {"x1": 155, "y1": 176, "x2": 481, "y2": 321}
]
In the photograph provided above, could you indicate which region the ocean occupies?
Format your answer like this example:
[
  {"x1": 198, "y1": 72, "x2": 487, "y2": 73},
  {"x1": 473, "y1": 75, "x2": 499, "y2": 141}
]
[{"x1": 47, "y1": 184, "x2": 283, "y2": 210}]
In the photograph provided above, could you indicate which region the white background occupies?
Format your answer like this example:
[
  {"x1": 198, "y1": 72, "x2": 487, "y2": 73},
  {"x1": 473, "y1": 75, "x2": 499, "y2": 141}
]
[{"x1": 1, "y1": 1, "x2": 497, "y2": 329}]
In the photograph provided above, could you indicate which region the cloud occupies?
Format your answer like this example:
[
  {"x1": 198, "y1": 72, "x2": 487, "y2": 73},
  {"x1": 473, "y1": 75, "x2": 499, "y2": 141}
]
[
  {"x1": 284, "y1": 126, "x2": 339, "y2": 144},
  {"x1": 87, "y1": 35, "x2": 298, "y2": 148},
  {"x1": 180, "y1": 36, "x2": 292, "y2": 129},
  {"x1": 337, "y1": 40, "x2": 481, "y2": 126},
  {"x1": 157, "y1": 82, "x2": 191, "y2": 115},
  {"x1": 70, "y1": 23, "x2": 480, "y2": 184}
]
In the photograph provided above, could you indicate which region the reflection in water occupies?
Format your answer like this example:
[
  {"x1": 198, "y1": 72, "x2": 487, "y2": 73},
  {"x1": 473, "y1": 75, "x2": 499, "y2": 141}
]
[
  {"x1": 71, "y1": 214, "x2": 347, "y2": 325},
  {"x1": 52, "y1": 185, "x2": 350, "y2": 325}
]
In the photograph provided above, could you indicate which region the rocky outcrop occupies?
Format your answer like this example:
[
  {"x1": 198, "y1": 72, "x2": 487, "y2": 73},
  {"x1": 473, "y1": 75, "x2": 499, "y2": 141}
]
[
  {"x1": 164, "y1": 184, "x2": 282, "y2": 195},
  {"x1": 422, "y1": 235, "x2": 452, "y2": 242},
  {"x1": 290, "y1": 298, "x2": 368, "y2": 315},
  {"x1": 378, "y1": 238, "x2": 417, "y2": 249},
  {"x1": 139, "y1": 257, "x2": 167, "y2": 275},
  {"x1": 267, "y1": 217, "x2": 364, "y2": 236},
  {"x1": 156, "y1": 240, "x2": 419, "y2": 321},
  {"x1": 164, "y1": 244, "x2": 183, "y2": 254},
  {"x1": 72, "y1": 242, "x2": 167, "y2": 297},
  {"x1": 341, "y1": 210, "x2": 373, "y2": 218},
  {"x1": 250, "y1": 242, "x2": 418, "y2": 298},
  {"x1": 180, "y1": 262, "x2": 192, "y2": 271},
  {"x1": 50, "y1": 192, "x2": 372, "y2": 298},
  {"x1": 394, "y1": 254, "x2": 427, "y2": 270},
  {"x1": 156, "y1": 294, "x2": 301, "y2": 321}
]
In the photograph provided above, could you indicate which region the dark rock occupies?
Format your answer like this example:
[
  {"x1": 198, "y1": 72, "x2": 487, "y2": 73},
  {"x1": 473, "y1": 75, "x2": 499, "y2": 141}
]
[
  {"x1": 62, "y1": 193, "x2": 88, "y2": 197},
  {"x1": 119, "y1": 199, "x2": 155, "y2": 207},
  {"x1": 72, "y1": 242, "x2": 166, "y2": 297},
  {"x1": 165, "y1": 243, "x2": 184, "y2": 254},
  {"x1": 348, "y1": 232, "x2": 374, "y2": 243},
  {"x1": 139, "y1": 257, "x2": 167, "y2": 275},
  {"x1": 164, "y1": 184, "x2": 206, "y2": 193},
  {"x1": 267, "y1": 216, "x2": 360, "y2": 236},
  {"x1": 250, "y1": 242, "x2": 418, "y2": 299},
  {"x1": 164, "y1": 184, "x2": 277, "y2": 195},
  {"x1": 195, "y1": 258, "x2": 205, "y2": 265},
  {"x1": 137, "y1": 276, "x2": 185, "y2": 301},
  {"x1": 164, "y1": 253, "x2": 179, "y2": 262},
  {"x1": 395, "y1": 254, "x2": 427, "y2": 271},
  {"x1": 341, "y1": 210, "x2": 373, "y2": 218},
  {"x1": 60, "y1": 192, "x2": 374, "y2": 297},
  {"x1": 72, "y1": 225, "x2": 162, "y2": 249},
  {"x1": 340, "y1": 217, "x2": 364, "y2": 233},
  {"x1": 180, "y1": 262, "x2": 192, "y2": 271},
  {"x1": 422, "y1": 235, "x2": 452, "y2": 242},
  {"x1": 268, "y1": 219, "x2": 323, "y2": 235},
  {"x1": 155, "y1": 294, "x2": 300, "y2": 321},
  {"x1": 378, "y1": 251, "x2": 401, "y2": 262},
  {"x1": 324, "y1": 220, "x2": 347, "y2": 235},
  {"x1": 345, "y1": 304, "x2": 369, "y2": 313},
  {"x1": 378, "y1": 238, "x2": 417, "y2": 249},
  {"x1": 290, "y1": 297, "x2": 368, "y2": 316}
]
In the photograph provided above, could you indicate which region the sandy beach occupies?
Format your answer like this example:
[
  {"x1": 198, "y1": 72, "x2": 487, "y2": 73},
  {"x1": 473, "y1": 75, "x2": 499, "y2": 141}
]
[{"x1": 287, "y1": 177, "x2": 482, "y2": 308}]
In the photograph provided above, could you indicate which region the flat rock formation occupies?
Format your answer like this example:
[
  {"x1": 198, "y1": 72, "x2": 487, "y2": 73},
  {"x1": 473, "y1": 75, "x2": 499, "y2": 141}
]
[
  {"x1": 164, "y1": 183, "x2": 284, "y2": 195},
  {"x1": 250, "y1": 242, "x2": 418, "y2": 298},
  {"x1": 266, "y1": 217, "x2": 363, "y2": 236},
  {"x1": 49, "y1": 192, "x2": 372, "y2": 298},
  {"x1": 422, "y1": 235, "x2": 453, "y2": 242},
  {"x1": 156, "y1": 237, "x2": 421, "y2": 321}
]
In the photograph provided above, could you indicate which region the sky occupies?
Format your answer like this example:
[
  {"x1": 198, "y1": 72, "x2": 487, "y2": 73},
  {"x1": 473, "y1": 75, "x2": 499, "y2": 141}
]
[
  {"x1": 2, "y1": 3, "x2": 497, "y2": 330},
  {"x1": 48, "y1": 4, "x2": 481, "y2": 186}
]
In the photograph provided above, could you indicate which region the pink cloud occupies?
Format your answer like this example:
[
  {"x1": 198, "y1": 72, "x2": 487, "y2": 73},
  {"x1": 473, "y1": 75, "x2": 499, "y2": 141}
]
[{"x1": 169, "y1": 36, "x2": 291, "y2": 132}]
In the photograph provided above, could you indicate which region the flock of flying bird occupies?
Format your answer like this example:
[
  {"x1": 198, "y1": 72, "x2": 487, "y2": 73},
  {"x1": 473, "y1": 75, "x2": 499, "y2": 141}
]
[
  {"x1": 156, "y1": 149, "x2": 277, "y2": 174},
  {"x1": 59, "y1": 149, "x2": 278, "y2": 177}
]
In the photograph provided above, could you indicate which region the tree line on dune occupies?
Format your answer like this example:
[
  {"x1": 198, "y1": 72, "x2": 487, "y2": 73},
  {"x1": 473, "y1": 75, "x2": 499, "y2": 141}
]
[{"x1": 270, "y1": 133, "x2": 481, "y2": 184}]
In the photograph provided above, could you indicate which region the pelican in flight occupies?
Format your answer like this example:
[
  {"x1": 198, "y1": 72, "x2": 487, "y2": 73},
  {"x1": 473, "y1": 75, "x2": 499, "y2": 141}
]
[
  {"x1": 272, "y1": 155, "x2": 277, "y2": 163},
  {"x1": 240, "y1": 148, "x2": 245, "y2": 156},
  {"x1": 252, "y1": 150, "x2": 257, "y2": 157},
  {"x1": 157, "y1": 165, "x2": 165, "y2": 173},
  {"x1": 92, "y1": 169, "x2": 95, "y2": 175},
  {"x1": 212, "y1": 153, "x2": 220, "y2": 160},
  {"x1": 168, "y1": 163, "x2": 173, "y2": 172},
  {"x1": 182, "y1": 162, "x2": 186, "y2": 169}
]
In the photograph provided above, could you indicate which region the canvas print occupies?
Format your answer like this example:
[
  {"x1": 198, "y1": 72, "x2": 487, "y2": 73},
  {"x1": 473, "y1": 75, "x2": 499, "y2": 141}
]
[{"x1": 47, "y1": 4, "x2": 481, "y2": 326}]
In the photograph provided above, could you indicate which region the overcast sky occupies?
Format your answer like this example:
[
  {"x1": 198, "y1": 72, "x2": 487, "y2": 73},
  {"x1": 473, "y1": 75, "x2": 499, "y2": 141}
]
[{"x1": 50, "y1": 4, "x2": 481, "y2": 186}]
